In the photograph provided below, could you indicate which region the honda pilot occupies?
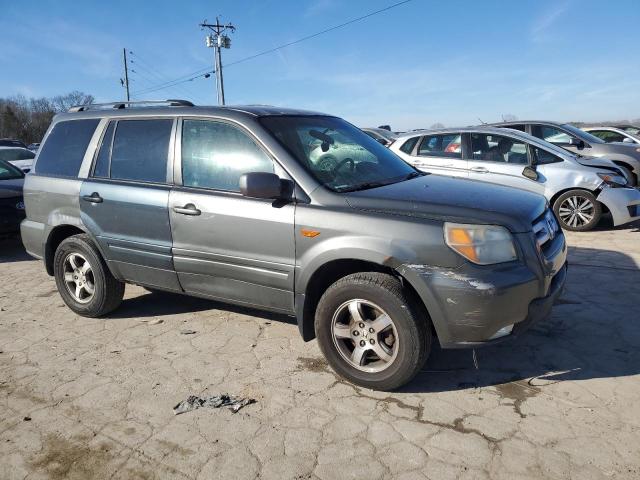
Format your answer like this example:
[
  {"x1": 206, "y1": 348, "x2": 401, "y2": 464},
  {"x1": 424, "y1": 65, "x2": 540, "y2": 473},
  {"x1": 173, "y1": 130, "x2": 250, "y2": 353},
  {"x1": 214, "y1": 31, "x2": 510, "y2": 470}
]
[{"x1": 21, "y1": 101, "x2": 567, "y2": 390}]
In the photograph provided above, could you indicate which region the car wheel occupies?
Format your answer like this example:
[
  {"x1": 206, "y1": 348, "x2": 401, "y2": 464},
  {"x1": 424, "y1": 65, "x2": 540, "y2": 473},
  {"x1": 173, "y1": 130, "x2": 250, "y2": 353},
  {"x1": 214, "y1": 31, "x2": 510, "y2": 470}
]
[
  {"x1": 53, "y1": 234, "x2": 125, "y2": 317},
  {"x1": 615, "y1": 165, "x2": 637, "y2": 186},
  {"x1": 315, "y1": 272, "x2": 431, "y2": 391},
  {"x1": 553, "y1": 190, "x2": 602, "y2": 231}
]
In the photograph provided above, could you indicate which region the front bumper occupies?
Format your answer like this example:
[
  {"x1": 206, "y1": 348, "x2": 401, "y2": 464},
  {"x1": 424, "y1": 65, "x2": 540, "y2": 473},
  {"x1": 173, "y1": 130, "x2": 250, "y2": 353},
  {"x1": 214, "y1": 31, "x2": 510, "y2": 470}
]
[
  {"x1": 597, "y1": 186, "x2": 640, "y2": 226},
  {"x1": 399, "y1": 230, "x2": 567, "y2": 348}
]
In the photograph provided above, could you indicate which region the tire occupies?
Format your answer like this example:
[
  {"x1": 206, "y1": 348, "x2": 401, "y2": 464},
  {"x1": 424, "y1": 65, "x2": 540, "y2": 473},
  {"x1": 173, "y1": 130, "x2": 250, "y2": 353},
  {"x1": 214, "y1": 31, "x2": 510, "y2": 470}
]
[
  {"x1": 615, "y1": 165, "x2": 637, "y2": 186},
  {"x1": 53, "y1": 234, "x2": 125, "y2": 317},
  {"x1": 552, "y1": 190, "x2": 602, "y2": 231},
  {"x1": 315, "y1": 272, "x2": 431, "y2": 391}
]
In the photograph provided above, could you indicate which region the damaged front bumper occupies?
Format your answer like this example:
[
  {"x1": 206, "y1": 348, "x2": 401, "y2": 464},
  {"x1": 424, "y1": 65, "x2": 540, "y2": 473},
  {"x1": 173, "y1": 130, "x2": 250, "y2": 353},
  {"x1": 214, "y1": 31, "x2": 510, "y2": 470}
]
[
  {"x1": 597, "y1": 185, "x2": 640, "y2": 226},
  {"x1": 398, "y1": 231, "x2": 567, "y2": 348}
]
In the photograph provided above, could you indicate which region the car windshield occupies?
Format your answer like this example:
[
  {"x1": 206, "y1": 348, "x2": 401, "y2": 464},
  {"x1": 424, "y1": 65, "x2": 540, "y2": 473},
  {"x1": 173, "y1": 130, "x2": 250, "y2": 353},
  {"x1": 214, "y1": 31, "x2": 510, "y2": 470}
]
[
  {"x1": 371, "y1": 129, "x2": 398, "y2": 141},
  {"x1": 0, "y1": 148, "x2": 35, "y2": 161},
  {"x1": 260, "y1": 116, "x2": 419, "y2": 192},
  {"x1": 560, "y1": 124, "x2": 604, "y2": 144},
  {"x1": 0, "y1": 160, "x2": 24, "y2": 180}
]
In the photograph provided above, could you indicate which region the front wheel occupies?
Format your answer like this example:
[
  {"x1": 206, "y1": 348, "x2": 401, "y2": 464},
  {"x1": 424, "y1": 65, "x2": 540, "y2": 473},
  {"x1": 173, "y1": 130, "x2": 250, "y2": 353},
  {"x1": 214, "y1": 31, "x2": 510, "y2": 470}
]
[
  {"x1": 552, "y1": 190, "x2": 602, "y2": 231},
  {"x1": 315, "y1": 272, "x2": 430, "y2": 391}
]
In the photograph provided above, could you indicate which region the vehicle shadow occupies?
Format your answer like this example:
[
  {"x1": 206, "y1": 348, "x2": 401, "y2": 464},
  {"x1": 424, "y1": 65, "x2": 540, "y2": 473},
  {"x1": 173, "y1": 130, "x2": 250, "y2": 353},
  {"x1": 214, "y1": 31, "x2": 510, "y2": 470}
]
[
  {"x1": 592, "y1": 214, "x2": 640, "y2": 232},
  {"x1": 0, "y1": 236, "x2": 33, "y2": 263},
  {"x1": 112, "y1": 289, "x2": 297, "y2": 325},
  {"x1": 402, "y1": 245, "x2": 640, "y2": 393}
]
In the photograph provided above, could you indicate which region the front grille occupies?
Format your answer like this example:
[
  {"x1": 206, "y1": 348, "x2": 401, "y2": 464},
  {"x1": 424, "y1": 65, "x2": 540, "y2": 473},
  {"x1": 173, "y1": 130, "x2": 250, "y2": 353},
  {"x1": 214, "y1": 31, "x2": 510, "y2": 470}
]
[{"x1": 532, "y1": 209, "x2": 560, "y2": 256}]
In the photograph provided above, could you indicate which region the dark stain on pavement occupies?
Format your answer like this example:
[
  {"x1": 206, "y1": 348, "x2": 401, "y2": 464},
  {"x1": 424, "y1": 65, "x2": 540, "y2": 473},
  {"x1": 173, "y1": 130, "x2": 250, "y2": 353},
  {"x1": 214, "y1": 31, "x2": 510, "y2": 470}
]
[
  {"x1": 494, "y1": 381, "x2": 541, "y2": 418},
  {"x1": 29, "y1": 434, "x2": 114, "y2": 480}
]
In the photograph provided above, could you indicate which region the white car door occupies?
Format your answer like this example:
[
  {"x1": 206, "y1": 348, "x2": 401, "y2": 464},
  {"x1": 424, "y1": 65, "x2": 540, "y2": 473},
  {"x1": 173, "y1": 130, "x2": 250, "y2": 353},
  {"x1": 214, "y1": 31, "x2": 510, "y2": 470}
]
[
  {"x1": 412, "y1": 133, "x2": 468, "y2": 178},
  {"x1": 467, "y1": 132, "x2": 545, "y2": 195}
]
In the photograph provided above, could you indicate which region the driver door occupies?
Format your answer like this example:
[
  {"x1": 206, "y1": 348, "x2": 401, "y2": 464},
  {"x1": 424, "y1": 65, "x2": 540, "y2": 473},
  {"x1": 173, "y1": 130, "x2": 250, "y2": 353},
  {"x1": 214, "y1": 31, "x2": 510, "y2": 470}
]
[{"x1": 169, "y1": 118, "x2": 296, "y2": 313}]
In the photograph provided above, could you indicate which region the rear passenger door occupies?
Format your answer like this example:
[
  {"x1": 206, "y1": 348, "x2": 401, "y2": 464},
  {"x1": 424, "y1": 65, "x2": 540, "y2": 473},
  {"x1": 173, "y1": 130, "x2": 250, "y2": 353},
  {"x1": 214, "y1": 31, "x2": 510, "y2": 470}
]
[
  {"x1": 80, "y1": 118, "x2": 181, "y2": 291},
  {"x1": 413, "y1": 133, "x2": 467, "y2": 178},
  {"x1": 169, "y1": 118, "x2": 296, "y2": 313}
]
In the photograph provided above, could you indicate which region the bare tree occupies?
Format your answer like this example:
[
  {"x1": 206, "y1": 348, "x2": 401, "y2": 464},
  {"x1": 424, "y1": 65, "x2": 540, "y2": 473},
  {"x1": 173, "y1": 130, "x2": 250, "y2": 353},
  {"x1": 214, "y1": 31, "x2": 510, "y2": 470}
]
[{"x1": 0, "y1": 91, "x2": 93, "y2": 144}]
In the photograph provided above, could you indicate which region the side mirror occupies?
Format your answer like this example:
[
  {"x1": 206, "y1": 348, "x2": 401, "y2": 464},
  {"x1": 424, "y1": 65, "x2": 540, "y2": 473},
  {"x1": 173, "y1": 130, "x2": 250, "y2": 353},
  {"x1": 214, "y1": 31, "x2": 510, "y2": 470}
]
[
  {"x1": 239, "y1": 172, "x2": 283, "y2": 199},
  {"x1": 522, "y1": 166, "x2": 538, "y2": 180},
  {"x1": 569, "y1": 137, "x2": 585, "y2": 149},
  {"x1": 623, "y1": 137, "x2": 634, "y2": 143}
]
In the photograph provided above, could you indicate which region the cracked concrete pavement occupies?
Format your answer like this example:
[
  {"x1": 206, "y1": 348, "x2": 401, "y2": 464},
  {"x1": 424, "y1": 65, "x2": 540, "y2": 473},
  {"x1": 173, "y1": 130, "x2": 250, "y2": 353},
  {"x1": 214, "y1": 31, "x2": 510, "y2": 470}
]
[{"x1": 1, "y1": 219, "x2": 639, "y2": 479}]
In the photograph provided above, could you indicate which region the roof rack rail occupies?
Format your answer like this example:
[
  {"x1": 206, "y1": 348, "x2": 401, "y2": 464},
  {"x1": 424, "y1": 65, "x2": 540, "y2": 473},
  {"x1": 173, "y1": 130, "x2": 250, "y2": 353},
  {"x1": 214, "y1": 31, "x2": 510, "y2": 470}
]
[{"x1": 68, "y1": 99, "x2": 195, "y2": 113}]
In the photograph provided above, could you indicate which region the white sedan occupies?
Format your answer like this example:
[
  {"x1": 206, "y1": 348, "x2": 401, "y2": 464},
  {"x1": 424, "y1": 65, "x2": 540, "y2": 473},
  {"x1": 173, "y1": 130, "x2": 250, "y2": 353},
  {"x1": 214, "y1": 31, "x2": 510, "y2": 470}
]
[{"x1": 0, "y1": 147, "x2": 36, "y2": 173}]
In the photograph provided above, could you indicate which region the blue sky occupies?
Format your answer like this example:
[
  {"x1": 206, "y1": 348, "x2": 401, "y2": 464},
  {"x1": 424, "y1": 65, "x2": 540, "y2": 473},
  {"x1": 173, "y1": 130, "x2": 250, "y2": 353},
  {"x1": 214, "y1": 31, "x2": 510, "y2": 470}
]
[{"x1": 2, "y1": 0, "x2": 639, "y2": 130}]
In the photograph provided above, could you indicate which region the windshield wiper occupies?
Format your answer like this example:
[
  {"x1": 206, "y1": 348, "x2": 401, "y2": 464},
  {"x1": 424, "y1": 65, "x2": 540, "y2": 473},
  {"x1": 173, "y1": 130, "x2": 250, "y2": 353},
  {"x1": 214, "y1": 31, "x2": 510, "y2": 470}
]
[{"x1": 338, "y1": 171, "x2": 424, "y2": 193}]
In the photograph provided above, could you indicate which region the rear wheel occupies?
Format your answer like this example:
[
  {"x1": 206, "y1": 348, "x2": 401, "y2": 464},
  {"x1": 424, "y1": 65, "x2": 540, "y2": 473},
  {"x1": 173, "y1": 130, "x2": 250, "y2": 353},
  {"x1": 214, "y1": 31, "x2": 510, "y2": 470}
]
[
  {"x1": 552, "y1": 190, "x2": 602, "y2": 231},
  {"x1": 315, "y1": 272, "x2": 430, "y2": 391},
  {"x1": 53, "y1": 234, "x2": 125, "y2": 317}
]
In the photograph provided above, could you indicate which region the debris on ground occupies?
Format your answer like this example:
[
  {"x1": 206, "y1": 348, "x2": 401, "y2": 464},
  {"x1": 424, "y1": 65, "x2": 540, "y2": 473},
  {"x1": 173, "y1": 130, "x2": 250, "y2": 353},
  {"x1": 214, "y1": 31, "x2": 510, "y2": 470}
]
[
  {"x1": 173, "y1": 394, "x2": 255, "y2": 415},
  {"x1": 180, "y1": 329, "x2": 197, "y2": 335}
]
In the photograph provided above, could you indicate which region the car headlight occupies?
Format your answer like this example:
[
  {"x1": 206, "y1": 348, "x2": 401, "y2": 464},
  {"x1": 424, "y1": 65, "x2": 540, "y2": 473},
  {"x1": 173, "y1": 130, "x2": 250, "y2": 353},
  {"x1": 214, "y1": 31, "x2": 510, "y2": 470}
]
[
  {"x1": 597, "y1": 172, "x2": 627, "y2": 188},
  {"x1": 444, "y1": 223, "x2": 517, "y2": 265}
]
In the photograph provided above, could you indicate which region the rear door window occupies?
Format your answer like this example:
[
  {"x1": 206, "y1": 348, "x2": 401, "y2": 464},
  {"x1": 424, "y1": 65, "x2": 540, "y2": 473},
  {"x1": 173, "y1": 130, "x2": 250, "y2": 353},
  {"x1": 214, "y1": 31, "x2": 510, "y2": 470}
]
[
  {"x1": 35, "y1": 119, "x2": 100, "y2": 177},
  {"x1": 417, "y1": 134, "x2": 462, "y2": 158},
  {"x1": 109, "y1": 119, "x2": 173, "y2": 183},
  {"x1": 93, "y1": 121, "x2": 116, "y2": 178}
]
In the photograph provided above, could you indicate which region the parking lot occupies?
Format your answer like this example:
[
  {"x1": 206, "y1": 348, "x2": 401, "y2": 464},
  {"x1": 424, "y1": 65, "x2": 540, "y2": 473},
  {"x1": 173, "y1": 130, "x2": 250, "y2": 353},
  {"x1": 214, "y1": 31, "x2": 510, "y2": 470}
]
[{"x1": 1, "y1": 218, "x2": 639, "y2": 480}]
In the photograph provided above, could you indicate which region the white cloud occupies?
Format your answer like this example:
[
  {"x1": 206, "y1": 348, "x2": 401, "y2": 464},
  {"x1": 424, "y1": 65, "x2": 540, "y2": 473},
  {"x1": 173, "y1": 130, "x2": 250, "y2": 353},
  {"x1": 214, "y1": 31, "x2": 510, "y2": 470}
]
[{"x1": 531, "y1": 1, "x2": 570, "y2": 43}]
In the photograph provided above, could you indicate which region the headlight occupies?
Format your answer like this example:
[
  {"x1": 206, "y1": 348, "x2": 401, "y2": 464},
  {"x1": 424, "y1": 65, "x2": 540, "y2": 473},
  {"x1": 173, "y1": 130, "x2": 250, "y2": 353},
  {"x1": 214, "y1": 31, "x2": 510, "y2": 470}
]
[
  {"x1": 444, "y1": 223, "x2": 517, "y2": 265},
  {"x1": 597, "y1": 172, "x2": 627, "y2": 188}
]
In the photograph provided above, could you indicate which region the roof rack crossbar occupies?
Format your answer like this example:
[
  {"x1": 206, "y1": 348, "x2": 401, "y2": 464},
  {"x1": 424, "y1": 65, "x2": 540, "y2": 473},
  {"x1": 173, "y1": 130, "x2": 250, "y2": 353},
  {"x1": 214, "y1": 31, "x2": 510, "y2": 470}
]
[{"x1": 68, "y1": 99, "x2": 194, "y2": 113}]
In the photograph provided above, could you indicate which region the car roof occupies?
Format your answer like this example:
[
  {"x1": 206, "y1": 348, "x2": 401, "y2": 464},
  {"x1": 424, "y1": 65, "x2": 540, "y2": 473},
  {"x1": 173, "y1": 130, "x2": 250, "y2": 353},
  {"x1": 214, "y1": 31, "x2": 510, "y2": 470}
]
[
  {"x1": 54, "y1": 103, "x2": 331, "y2": 123},
  {"x1": 394, "y1": 125, "x2": 531, "y2": 140},
  {"x1": 485, "y1": 120, "x2": 565, "y2": 127}
]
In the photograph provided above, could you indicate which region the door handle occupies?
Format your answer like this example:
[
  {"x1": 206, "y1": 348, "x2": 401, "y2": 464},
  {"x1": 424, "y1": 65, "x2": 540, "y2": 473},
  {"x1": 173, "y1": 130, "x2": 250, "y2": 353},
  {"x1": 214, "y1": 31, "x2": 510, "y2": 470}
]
[
  {"x1": 470, "y1": 166, "x2": 489, "y2": 173},
  {"x1": 173, "y1": 203, "x2": 201, "y2": 216},
  {"x1": 82, "y1": 192, "x2": 103, "y2": 203}
]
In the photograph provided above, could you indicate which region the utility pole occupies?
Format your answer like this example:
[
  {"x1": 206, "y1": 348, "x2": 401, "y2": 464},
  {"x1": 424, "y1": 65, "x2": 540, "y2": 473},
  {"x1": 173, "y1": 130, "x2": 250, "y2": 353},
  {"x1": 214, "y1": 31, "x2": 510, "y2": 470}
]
[
  {"x1": 122, "y1": 48, "x2": 130, "y2": 101},
  {"x1": 200, "y1": 17, "x2": 235, "y2": 105}
]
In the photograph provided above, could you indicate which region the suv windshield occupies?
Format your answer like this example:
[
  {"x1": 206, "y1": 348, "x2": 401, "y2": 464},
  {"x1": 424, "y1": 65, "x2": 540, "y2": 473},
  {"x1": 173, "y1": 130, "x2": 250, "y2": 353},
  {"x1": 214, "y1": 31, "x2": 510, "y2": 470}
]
[
  {"x1": 260, "y1": 116, "x2": 418, "y2": 192},
  {"x1": 0, "y1": 160, "x2": 24, "y2": 180}
]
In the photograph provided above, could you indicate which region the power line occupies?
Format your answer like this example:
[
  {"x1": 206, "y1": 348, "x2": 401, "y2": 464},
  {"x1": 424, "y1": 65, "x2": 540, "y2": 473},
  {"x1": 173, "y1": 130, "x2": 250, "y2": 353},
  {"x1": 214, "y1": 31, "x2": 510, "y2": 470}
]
[
  {"x1": 128, "y1": 51, "x2": 198, "y2": 101},
  {"x1": 130, "y1": 0, "x2": 413, "y2": 97}
]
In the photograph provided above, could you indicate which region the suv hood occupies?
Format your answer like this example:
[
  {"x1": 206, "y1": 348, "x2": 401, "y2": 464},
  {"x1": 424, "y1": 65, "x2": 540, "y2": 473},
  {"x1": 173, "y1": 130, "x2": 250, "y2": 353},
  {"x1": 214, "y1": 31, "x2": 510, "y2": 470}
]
[{"x1": 345, "y1": 174, "x2": 545, "y2": 232}]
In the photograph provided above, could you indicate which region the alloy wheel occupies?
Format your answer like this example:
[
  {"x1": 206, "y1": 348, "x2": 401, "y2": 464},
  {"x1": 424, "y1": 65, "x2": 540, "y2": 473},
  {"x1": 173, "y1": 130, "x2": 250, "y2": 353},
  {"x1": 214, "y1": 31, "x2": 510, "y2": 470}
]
[
  {"x1": 558, "y1": 195, "x2": 595, "y2": 228},
  {"x1": 331, "y1": 299, "x2": 399, "y2": 373},
  {"x1": 62, "y1": 253, "x2": 95, "y2": 304}
]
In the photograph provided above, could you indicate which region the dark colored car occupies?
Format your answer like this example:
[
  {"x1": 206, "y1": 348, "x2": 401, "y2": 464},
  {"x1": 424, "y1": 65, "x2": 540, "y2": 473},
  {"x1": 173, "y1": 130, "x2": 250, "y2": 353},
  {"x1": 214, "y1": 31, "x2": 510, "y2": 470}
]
[
  {"x1": 0, "y1": 139, "x2": 28, "y2": 149},
  {"x1": 0, "y1": 160, "x2": 25, "y2": 235}
]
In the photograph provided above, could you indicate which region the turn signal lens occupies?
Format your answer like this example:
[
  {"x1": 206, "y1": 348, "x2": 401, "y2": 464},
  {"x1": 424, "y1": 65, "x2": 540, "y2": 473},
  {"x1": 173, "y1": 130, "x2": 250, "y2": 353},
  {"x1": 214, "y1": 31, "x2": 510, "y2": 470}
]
[{"x1": 444, "y1": 223, "x2": 517, "y2": 265}]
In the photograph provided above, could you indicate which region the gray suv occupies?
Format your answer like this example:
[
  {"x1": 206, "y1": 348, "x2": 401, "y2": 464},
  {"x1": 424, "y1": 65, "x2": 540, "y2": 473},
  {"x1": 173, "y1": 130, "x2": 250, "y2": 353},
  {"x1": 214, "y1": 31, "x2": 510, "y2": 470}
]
[{"x1": 21, "y1": 101, "x2": 567, "y2": 390}]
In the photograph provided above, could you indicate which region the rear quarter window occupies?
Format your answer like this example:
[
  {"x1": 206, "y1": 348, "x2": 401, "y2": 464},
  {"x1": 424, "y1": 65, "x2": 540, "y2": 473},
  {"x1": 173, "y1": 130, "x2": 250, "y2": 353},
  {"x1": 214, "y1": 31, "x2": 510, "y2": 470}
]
[
  {"x1": 399, "y1": 136, "x2": 420, "y2": 154},
  {"x1": 35, "y1": 119, "x2": 100, "y2": 177}
]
